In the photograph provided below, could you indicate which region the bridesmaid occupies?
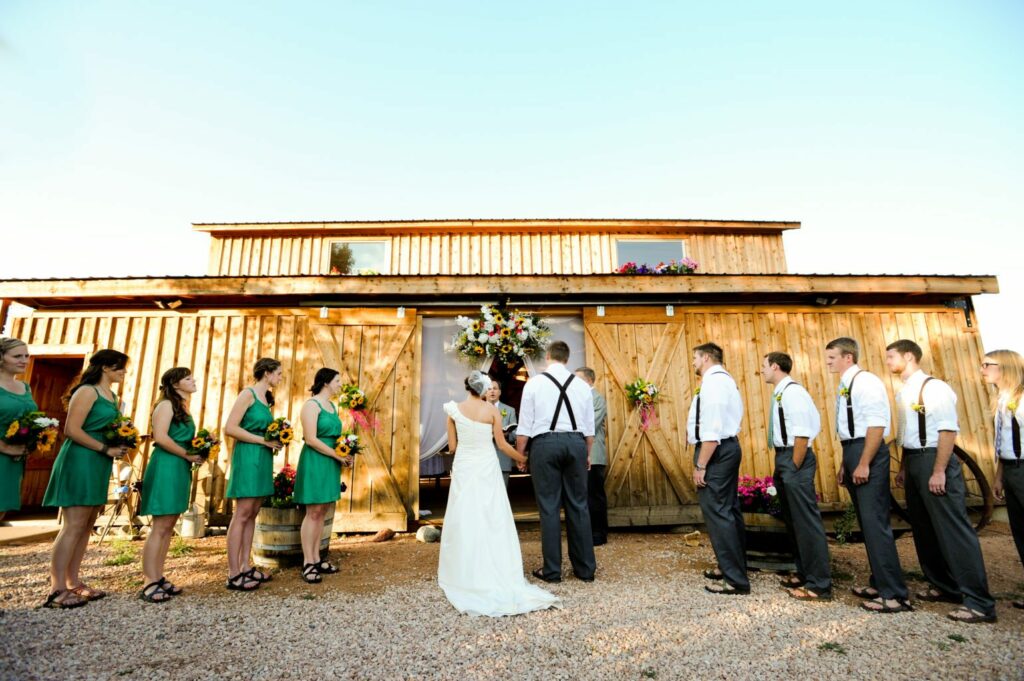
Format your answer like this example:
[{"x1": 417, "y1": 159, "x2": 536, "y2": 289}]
[
  {"x1": 224, "y1": 357, "x2": 284, "y2": 591},
  {"x1": 981, "y1": 349, "x2": 1024, "y2": 610},
  {"x1": 293, "y1": 368, "x2": 352, "y2": 583},
  {"x1": 42, "y1": 349, "x2": 131, "y2": 609},
  {"x1": 138, "y1": 367, "x2": 202, "y2": 603},
  {"x1": 0, "y1": 338, "x2": 34, "y2": 524}
]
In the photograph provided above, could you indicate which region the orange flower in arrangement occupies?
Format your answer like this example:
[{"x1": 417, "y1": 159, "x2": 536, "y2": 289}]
[
  {"x1": 3, "y1": 411, "x2": 61, "y2": 458},
  {"x1": 188, "y1": 428, "x2": 221, "y2": 467},
  {"x1": 37, "y1": 428, "x2": 58, "y2": 452},
  {"x1": 278, "y1": 426, "x2": 294, "y2": 445},
  {"x1": 103, "y1": 415, "x2": 140, "y2": 450},
  {"x1": 5, "y1": 421, "x2": 19, "y2": 439}
]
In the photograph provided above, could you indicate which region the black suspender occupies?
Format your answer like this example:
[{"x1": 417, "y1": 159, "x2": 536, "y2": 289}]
[
  {"x1": 1013, "y1": 414, "x2": 1022, "y2": 460},
  {"x1": 695, "y1": 370, "x2": 734, "y2": 443},
  {"x1": 541, "y1": 372, "x2": 577, "y2": 432},
  {"x1": 844, "y1": 370, "x2": 863, "y2": 438},
  {"x1": 776, "y1": 382, "x2": 799, "y2": 446},
  {"x1": 915, "y1": 376, "x2": 936, "y2": 448}
]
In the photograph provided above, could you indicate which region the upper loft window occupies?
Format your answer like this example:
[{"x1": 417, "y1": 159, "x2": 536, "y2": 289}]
[
  {"x1": 615, "y1": 239, "x2": 686, "y2": 268},
  {"x1": 329, "y1": 240, "x2": 389, "y2": 275}
]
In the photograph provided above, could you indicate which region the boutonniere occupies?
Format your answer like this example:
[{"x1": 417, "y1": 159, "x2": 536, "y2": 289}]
[
  {"x1": 1008, "y1": 400, "x2": 1019, "y2": 412},
  {"x1": 839, "y1": 386, "x2": 850, "y2": 398},
  {"x1": 693, "y1": 387, "x2": 701, "y2": 396},
  {"x1": 774, "y1": 393, "x2": 783, "y2": 403},
  {"x1": 911, "y1": 403, "x2": 926, "y2": 414},
  {"x1": 500, "y1": 409, "x2": 508, "y2": 418}
]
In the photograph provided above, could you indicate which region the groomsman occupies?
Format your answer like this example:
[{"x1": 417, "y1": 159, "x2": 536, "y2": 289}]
[
  {"x1": 486, "y1": 379, "x2": 517, "y2": 488},
  {"x1": 760, "y1": 352, "x2": 832, "y2": 600},
  {"x1": 825, "y1": 337, "x2": 911, "y2": 613},
  {"x1": 575, "y1": 367, "x2": 608, "y2": 546},
  {"x1": 517, "y1": 341, "x2": 597, "y2": 583},
  {"x1": 688, "y1": 342, "x2": 749, "y2": 595},
  {"x1": 885, "y1": 339, "x2": 997, "y2": 623}
]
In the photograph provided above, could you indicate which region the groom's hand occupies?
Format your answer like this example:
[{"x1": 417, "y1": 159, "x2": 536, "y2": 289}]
[
  {"x1": 693, "y1": 469, "x2": 707, "y2": 488},
  {"x1": 516, "y1": 460, "x2": 528, "y2": 472}
]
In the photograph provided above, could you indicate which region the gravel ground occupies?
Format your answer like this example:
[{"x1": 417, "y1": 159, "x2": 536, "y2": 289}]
[{"x1": 1, "y1": 525, "x2": 1022, "y2": 681}]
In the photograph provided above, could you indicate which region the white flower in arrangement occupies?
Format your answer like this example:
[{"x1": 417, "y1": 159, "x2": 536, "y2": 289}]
[
  {"x1": 484, "y1": 321, "x2": 495, "y2": 332},
  {"x1": 646, "y1": 385, "x2": 657, "y2": 395},
  {"x1": 455, "y1": 316, "x2": 472, "y2": 329},
  {"x1": 517, "y1": 331, "x2": 528, "y2": 341},
  {"x1": 477, "y1": 333, "x2": 488, "y2": 343},
  {"x1": 766, "y1": 485, "x2": 778, "y2": 497},
  {"x1": 34, "y1": 417, "x2": 60, "y2": 428},
  {"x1": 480, "y1": 305, "x2": 491, "y2": 315},
  {"x1": 487, "y1": 335, "x2": 500, "y2": 345},
  {"x1": 516, "y1": 347, "x2": 525, "y2": 356}
]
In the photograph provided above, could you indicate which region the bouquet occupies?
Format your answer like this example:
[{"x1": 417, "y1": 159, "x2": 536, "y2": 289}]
[
  {"x1": 337, "y1": 384, "x2": 379, "y2": 431},
  {"x1": 104, "y1": 415, "x2": 141, "y2": 452},
  {"x1": 615, "y1": 259, "x2": 699, "y2": 275},
  {"x1": 625, "y1": 378, "x2": 661, "y2": 431},
  {"x1": 452, "y1": 305, "x2": 551, "y2": 368},
  {"x1": 188, "y1": 428, "x2": 221, "y2": 467},
  {"x1": 737, "y1": 475, "x2": 781, "y2": 517},
  {"x1": 3, "y1": 410, "x2": 60, "y2": 460},
  {"x1": 265, "y1": 464, "x2": 297, "y2": 509},
  {"x1": 334, "y1": 430, "x2": 362, "y2": 459},
  {"x1": 264, "y1": 417, "x2": 294, "y2": 448}
]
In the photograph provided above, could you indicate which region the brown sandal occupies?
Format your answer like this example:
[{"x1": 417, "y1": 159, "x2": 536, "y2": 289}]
[
  {"x1": 946, "y1": 607, "x2": 996, "y2": 624},
  {"x1": 860, "y1": 597, "x2": 913, "y2": 614},
  {"x1": 789, "y1": 587, "x2": 832, "y2": 601},
  {"x1": 69, "y1": 584, "x2": 107, "y2": 601},
  {"x1": 851, "y1": 586, "x2": 880, "y2": 599},
  {"x1": 915, "y1": 588, "x2": 961, "y2": 604},
  {"x1": 40, "y1": 589, "x2": 86, "y2": 610},
  {"x1": 780, "y1": 575, "x2": 806, "y2": 588}
]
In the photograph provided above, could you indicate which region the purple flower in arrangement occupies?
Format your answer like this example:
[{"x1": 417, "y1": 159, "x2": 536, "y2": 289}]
[
  {"x1": 737, "y1": 475, "x2": 782, "y2": 516},
  {"x1": 616, "y1": 259, "x2": 699, "y2": 275}
]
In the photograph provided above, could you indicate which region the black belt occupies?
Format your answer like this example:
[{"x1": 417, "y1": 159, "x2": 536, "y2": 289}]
[
  {"x1": 903, "y1": 447, "x2": 937, "y2": 454},
  {"x1": 840, "y1": 437, "x2": 865, "y2": 444},
  {"x1": 1002, "y1": 458, "x2": 1022, "y2": 467},
  {"x1": 532, "y1": 431, "x2": 583, "y2": 440},
  {"x1": 695, "y1": 436, "x2": 737, "y2": 446}
]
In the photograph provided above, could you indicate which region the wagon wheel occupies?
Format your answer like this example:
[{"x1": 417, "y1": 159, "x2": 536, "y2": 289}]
[{"x1": 889, "y1": 446, "x2": 993, "y2": 533}]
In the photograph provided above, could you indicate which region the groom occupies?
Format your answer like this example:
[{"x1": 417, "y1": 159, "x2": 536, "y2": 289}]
[{"x1": 516, "y1": 341, "x2": 597, "y2": 583}]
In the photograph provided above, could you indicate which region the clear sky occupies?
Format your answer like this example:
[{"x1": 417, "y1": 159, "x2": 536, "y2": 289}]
[{"x1": 2, "y1": 2, "x2": 1022, "y2": 349}]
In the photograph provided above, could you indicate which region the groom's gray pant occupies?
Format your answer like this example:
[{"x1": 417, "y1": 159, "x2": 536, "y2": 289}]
[
  {"x1": 530, "y1": 432, "x2": 597, "y2": 580},
  {"x1": 695, "y1": 437, "x2": 749, "y2": 589}
]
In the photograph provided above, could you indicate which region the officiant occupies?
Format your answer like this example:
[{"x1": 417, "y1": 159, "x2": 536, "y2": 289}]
[{"x1": 486, "y1": 378, "x2": 518, "y2": 488}]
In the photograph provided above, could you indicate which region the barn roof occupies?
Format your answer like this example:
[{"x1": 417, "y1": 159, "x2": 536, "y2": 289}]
[
  {"x1": 0, "y1": 273, "x2": 998, "y2": 311},
  {"x1": 192, "y1": 218, "x2": 801, "y2": 236}
]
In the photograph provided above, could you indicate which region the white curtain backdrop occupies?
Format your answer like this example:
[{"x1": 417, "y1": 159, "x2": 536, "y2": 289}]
[{"x1": 418, "y1": 315, "x2": 586, "y2": 474}]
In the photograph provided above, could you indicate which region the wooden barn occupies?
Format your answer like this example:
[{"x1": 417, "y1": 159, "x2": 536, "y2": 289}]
[{"x1": 0, "y1": 219, "x2": 1000, "y2": 531}]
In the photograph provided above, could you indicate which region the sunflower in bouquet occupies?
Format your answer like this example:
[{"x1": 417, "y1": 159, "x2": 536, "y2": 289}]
[
  {"x1": 334, "y1": 430, "x2": 362, "y2": 461},
  {"x1": 3, "y1": 410, "x2": 60, "y2": 460},
  {"x1": 337, "y1": 383, "x2": 379, "y2": 431},
  {"x1": 264, "y1": 416, "x2": 294, "y2": 449},
  {"x1": 104, "y1": 415, "x2": 141, "y2": 452},
  {"x1": 188, "y1": 428, "x2": 221, "y2": 468}
]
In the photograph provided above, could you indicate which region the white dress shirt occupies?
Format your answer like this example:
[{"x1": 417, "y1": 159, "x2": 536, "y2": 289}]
[
  {"x1": 896, "y1": 369, "x2": 959, "y2": 449},
  {"x1": 770, "y1": 376, "x2": 821, "y2": 448},
  {"x1": 687, "y1": 364, "x2": 743, "y2": 444},
  {"x1": 518, "y1": 362, "x2": 595, "y2": 438},
  {"x1": 836, "y1": 364, "x2": 891, "y2": 440},
  {"x1": 995, "y1": 393, "x2": 1024, "y2": 461}
]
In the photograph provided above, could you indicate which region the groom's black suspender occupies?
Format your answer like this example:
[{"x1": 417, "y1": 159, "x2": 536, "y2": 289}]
[
  {"x1": 777, "y1": 381, "x2": 799, "y2": 446},
  {"x1": 542, "y1": 372, "x2": 577, "y2": 432}
]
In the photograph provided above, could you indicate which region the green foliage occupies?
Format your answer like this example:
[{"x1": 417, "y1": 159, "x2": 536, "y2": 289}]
[
  {"x1": 818, "y1": 642, "x2": 847, "y2": 656},
  {"x1": 833, "y1": 503, "x2": 858, "y2": 545},
  {"x1": 103, "y1": 539, "x2": 137, "y2": 566},
  {"x1": 947, "y1": 634, "x2": 967, "y2": 644},
  {"x1": 169, "y1": 536, "x2": 194, "y2": 557},
  {"x1": 641, "y1": 668, "x2": 657, "y2": 679}
]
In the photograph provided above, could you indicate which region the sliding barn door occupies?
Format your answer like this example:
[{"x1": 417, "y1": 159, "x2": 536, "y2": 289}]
[{"x1": 307, "y1": 309, "x2": 421, "y2": 532}]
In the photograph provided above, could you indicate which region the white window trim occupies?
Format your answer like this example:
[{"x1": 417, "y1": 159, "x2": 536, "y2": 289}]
[
  {"x1": 613, "y1": 237, "x2": 687, "y2": 267},
  {"x1": 323, "y1": 238, "x2": 392, "y2": 275}
]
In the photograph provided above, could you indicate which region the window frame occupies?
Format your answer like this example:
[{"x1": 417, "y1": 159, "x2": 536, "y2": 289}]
[
  {"x1": 613, "y1": 237, "x2": 688, "y2": 269},
  {"x1": 323, "y1": 238, "x2": 392, "y2": 275}
]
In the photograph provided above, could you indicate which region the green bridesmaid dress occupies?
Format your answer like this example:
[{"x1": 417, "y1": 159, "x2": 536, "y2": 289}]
[
  {"x1": 293, "y1": 400, "x2": 344, "y2": 505},
  {"x1": 43, "y1": 386, "x2": 119, "y2": 508},
  {"x1": 226, "y1": 388, "x2": 275, "y2": 499},
  {"x1": 139, "y1": 410, "x2": 196, "y2": 516},
  {"x1": 0, "y1": 381, "x2": 37, "y2": 512}
]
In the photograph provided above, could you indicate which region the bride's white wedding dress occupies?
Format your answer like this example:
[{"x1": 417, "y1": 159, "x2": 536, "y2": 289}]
[{"x1": 438, "y1": 401, "x2": 560, "y2": 616}]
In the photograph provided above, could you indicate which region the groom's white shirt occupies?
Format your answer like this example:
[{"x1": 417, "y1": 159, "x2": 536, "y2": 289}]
[{"x1": 518, "y1": 361, "x2": 595, "y2": 438}]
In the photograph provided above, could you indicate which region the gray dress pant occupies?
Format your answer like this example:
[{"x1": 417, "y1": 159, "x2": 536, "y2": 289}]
[
  {"x1": 1002, "y1": 461, "x2": 1024, "y2": 568},
  {"x1": 841, "y1": 440, "x2": 909, "y2": 601},
  {"x1": 695, "y1": 437, "x2": 749, "y2": 589},
  {"x1": 529, "y1": 432, "x2": 596, "y2": 580},
  {"x1": 904, "y1": 447, "x2": 995, "y2": 615},
  {"x1": 774, "y1": 447, "x2": 832, "y2": 593}
]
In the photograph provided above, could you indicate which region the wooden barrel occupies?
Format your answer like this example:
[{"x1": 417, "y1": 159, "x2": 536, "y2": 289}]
[{"x1": 252, "y1": 505, "x2": 335, "y2": 568}]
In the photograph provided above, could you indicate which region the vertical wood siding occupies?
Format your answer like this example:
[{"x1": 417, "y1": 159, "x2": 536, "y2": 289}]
[{"x1": 207, "y1": 233, "x2": 788, "y2": 276}]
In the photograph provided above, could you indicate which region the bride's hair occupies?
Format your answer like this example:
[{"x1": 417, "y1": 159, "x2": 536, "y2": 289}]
[{"x1": 465, "y1": 370, "x2": 491, "y2": 397}]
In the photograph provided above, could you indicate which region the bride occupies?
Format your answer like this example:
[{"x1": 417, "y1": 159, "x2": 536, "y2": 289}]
[{"x1": 438, "y1": 371, "x2": 560, "y2": 616}]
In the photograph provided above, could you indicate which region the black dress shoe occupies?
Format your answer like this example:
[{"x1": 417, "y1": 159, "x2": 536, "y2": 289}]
[
  {"x1": 592, "y1": 537, "x2": 607, "y2": 546},
  {"x1": 532, "y1": 568, "x2": 561, "y2": 583},
  {"x1": 575, "y1": 574, "x2": 595, "y2": 582}
]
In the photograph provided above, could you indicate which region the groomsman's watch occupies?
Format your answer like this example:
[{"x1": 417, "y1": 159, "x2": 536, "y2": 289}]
[{"x1": 695, "y1": 463, "x2": 707, "y2": 471}]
